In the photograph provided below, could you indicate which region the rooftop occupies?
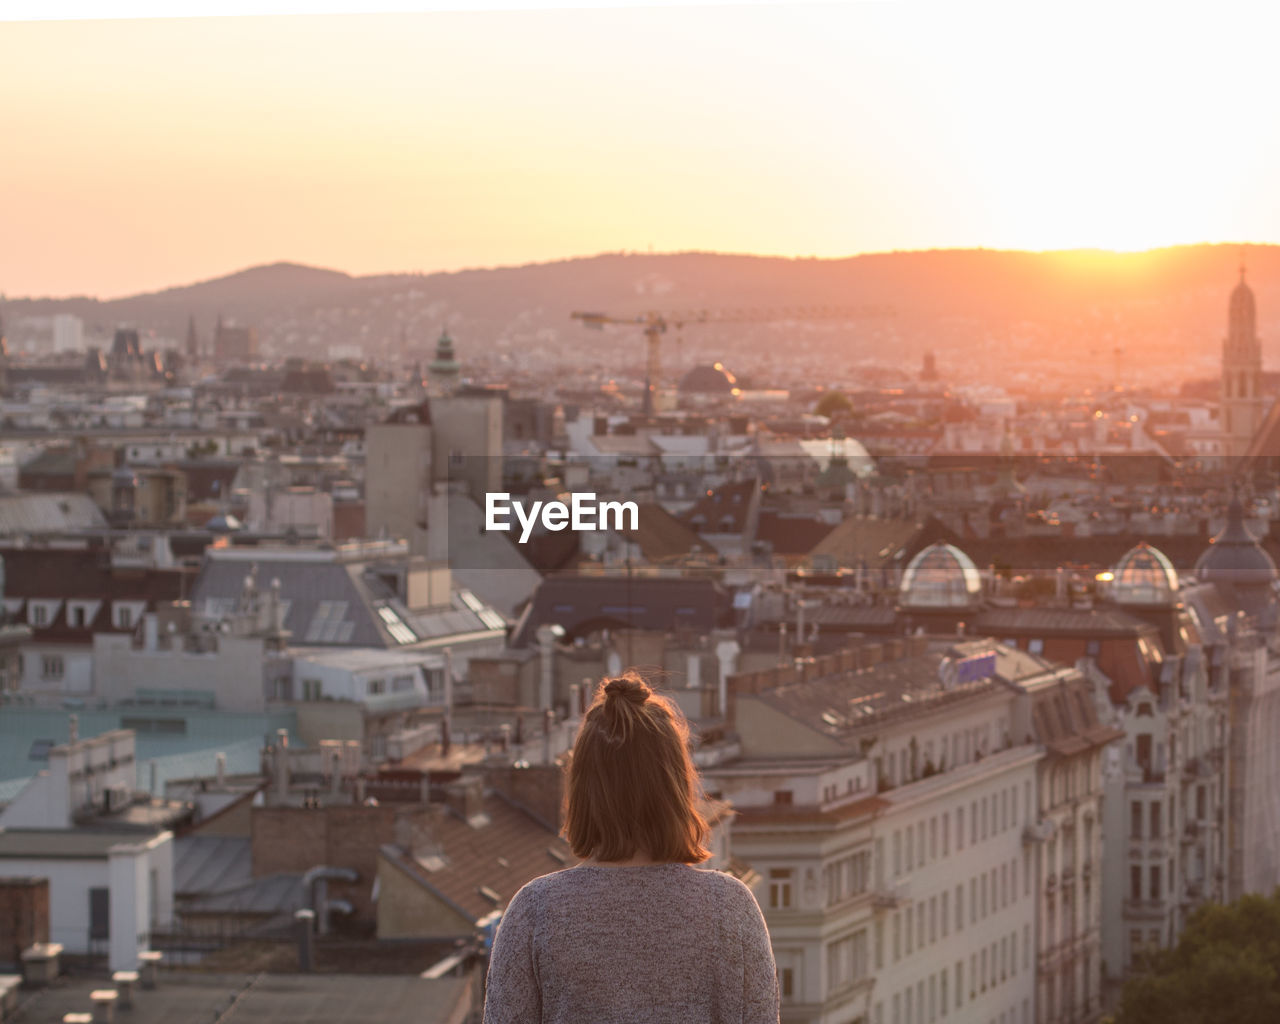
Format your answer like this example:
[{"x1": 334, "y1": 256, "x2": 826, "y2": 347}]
[{"x1": 7, "y1": 972, "x2": 473, "y2": 1024}]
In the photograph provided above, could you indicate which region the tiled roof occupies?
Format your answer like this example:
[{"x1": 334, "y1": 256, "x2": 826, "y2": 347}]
[
  {"x1": 381, "y1": 791, "x2": 574, "y2": 924},
  {"x1": 1026, "y1": 677, "x2": 1124, "y2": 755},
  {"x1": 0, "y1": 493, "x2": 108, "y2": 535},
  {"x1": 510, "y1": 573, "x2": 729, "y2": 647},
  {"x1": 755, "y1": 511, "x2": 835, "y2": 556},
  {"x1": 752, "y1": 649, "x2": 1000, "y2": 740},
  {"x1": 975, "y1": 605, "x2": 1150, "y2": 636},
  {"x1": 619, "y1": 503, "x2": 712, "y2": 561},
  {"x1": 807, "y1": 516, "x2": 942, "y2": 569}
]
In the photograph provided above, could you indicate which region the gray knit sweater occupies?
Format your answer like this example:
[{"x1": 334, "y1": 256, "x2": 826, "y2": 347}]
[{"x1": 483, "y1": 863, "x2": 779, "y2": 1024}]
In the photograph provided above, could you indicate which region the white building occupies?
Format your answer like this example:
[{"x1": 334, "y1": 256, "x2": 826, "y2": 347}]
[
  {"x1": 52, "y1": 313, "x2": 84, "y2": 353},
  {"x1": 0, "y1": 728, "x2": 175, "y2": 971},
  {"x1": 706, "y1": 638, "x2": 1066, "y2": 1024},
  {"x1": 1095, "y1": 545, "x2": 1229, "y2": 990}
]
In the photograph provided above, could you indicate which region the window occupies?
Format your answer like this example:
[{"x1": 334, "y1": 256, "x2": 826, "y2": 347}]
[
  {"x1": 1130, "y1": 866, "x2": 1142, "y2": 901},
  {"x1": 1150, "y1": 802, "x2": 1161, "y2": 838},
  {"x1": 367, "y1": 678, "x2": 385, "y2": 696},
  {"x1": 1149, "y1": 866, "x2": 1161, "y2": 901},
  {"x1": 1197, "y1": 785, "x2": 1206, "y2": 820},
  {"x1": 302, "y1": 678, "x2": 322, "y2": 701},
  {"x1": 41, "y1": 655, "x2": 64, "y2": 680},
  {"x1": 773, "y1": 790, "x2": 793, "y2": 806},
  {"x1": 768, "y1": 869, "x2": 793, "y2": 909},
  {"x1": 957, "y1": 807, "x2": 965, "y2": 850},
  {"x1": 955, "y1": 962, "x2": 963, "y2": 1008},
  {"x1": 955, "y1": 885, "x2": 963, "y2": 931},
  {"x1": 1130, "y1": 801, "x2": 1143, "y2": 839},
  {"x1": 89, "y1": 888, "x2": 110, "y2": 940},
  {"x1": 31, "y1": 604, "x2": 48, "y2": 626},
  {"x1": 1028, "y1": 638, "x2": 1044, "y2": 655},
  {"x1": 778, "y1": 967, "x2": 794, "y2": 1000},
  {"x1": 941, "y1": 891, "x2": 949, "y2": 938}
]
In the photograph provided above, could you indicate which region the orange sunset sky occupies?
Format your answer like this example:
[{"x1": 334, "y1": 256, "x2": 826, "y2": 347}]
[{"x1": 1, "y1": 2, "x2": 1278, "y2": 299}]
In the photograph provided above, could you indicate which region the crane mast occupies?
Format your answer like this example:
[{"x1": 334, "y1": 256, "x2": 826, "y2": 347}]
[{"x1": 571, "y1": 306, "x2": 893, "y2": 415}]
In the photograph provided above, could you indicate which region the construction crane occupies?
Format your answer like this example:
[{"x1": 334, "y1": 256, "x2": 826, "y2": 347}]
[{"x1": 571, "y1": 305, "x2": 894, "y2": 414}]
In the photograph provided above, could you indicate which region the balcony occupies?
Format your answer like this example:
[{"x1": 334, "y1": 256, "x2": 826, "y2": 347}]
[
  {"x1": 1122, "y1": 898, "x2": 1168, "y2": 920},
  {"x1": 1181, "y1": 821, "x2": 1201, "y2": 844},
  {"x1": 1023, "y1": 819, "x2": 1055, "y2": 845},
  {"x1": 872, "y1": 880, "x2": 911, "y2": 911}
]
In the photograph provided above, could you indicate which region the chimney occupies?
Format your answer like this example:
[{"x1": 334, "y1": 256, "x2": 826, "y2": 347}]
[
  {"x1": 215, "y1": 752, "x2": 226, "y2": 788},
  {"x1": 328, "y1": 750, "x2": 342, "y2": 799},
  {"x1": 444, "y1": 776, "x2": 485, "y2": 822},
  {"x1": 143, "y1": 613, "x2": 158, "y2": 651},
  {"x1": 536, "y1": 625, "x2": 557, "y2": 711},
  {"x1": 274, "y1": 730, "x2": 290, "y2": 801}
]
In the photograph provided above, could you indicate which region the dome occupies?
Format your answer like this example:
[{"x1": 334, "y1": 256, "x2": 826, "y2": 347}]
[
  {"x1": 1110, "y1": 542, "x2": 1179, "y2": 606},
  {"x1": 899, "y1": 542, "x2": 983, "y2": 610},
  {"x1": 1195, "y1": 498, "x2": 1277, "y2": 591},
  {"x1": 679, "y1": 362, "x2": 737, "y2": 395},
  {"x1": 429, "y1": 329, "x2": 461, "y2": 377}
]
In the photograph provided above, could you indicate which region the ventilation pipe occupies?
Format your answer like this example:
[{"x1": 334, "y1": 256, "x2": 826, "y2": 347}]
[
  {"x1": 295, "y1": 909, "x2": 315, "y2": 971},
  {"x1": 215, "y1": 752, "x2": 226, "y2": 788},
  {"x1": 715, "y1": 640, "x2": 740, "y2": 722},
  {"x1": 302, "y1": 866, "x2": 359, "y2": 936}
]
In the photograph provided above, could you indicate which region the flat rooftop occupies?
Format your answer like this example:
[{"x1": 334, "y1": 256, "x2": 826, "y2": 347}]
[{"x1": 9, "y1": 972, "x2": 473, "y2": 1024}]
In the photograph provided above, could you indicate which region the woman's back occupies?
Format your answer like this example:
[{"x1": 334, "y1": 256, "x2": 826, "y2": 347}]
[{"x1": 483, "y1": 863, "x2": 778, "y2": 1024}]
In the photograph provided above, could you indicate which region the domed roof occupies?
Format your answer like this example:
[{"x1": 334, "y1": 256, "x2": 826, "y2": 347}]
[
  {"x1": 899, "y1": 542, "x2": 983, "y2": 610},
  {"x1": 1195, "y1": 497, "x2": 1276, "y2": 589},
  {"x1": 429, "y1": 329, "x2": 460, "y2": 376},
  {"x1": 679, "y1": 362, "x2": 737, "y2": 394},
  {"x1": 1110, "y1": 542, "x2": 1179, "y2": 606}
]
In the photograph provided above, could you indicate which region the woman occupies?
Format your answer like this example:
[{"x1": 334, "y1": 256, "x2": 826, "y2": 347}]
[{"x1": 483, "y1": 674, "x2": 779, "y2": 1024}]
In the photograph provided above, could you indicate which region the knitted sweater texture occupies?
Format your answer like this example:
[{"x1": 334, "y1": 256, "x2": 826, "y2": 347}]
[{"x1": 483, "y1": 863, "x2": 779, "y2": 1024}]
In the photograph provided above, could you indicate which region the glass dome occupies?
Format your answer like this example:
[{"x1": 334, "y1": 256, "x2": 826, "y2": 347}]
[
  {"x1": 1109, "y1": 543, "x2": 1178, "y2": 606},
  {"x1": 899, "y1": 542, "x2": 983, "y2": 610}
]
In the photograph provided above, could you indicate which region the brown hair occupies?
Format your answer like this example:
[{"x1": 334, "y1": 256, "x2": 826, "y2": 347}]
[{"x1": 563, "y1": 672, "x2": 710, "y2": 864}]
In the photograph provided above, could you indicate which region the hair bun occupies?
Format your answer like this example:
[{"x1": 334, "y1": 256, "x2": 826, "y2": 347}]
[{"x1": 604, "y1": 677, "x2": 650, "y2": 705}]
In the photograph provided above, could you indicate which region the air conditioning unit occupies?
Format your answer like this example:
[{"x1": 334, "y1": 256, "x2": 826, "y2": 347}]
[{"x1": 104, "y1": 783, "x2": 132, "y2": 813}]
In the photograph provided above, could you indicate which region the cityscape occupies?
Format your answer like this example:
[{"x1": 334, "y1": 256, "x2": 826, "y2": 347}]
[{"x1": 2, "y1": 5, "x2": 1280, "y2": 1024}]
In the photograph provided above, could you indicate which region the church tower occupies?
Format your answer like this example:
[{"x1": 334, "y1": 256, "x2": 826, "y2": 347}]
[{"x1": 1222, "y1": 265, "x2": 1265, "y2": 459}]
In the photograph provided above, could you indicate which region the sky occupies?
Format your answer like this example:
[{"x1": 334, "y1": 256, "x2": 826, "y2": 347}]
[{"x1": 2, "y1": 2, "x2": 1280, "y2": 299}]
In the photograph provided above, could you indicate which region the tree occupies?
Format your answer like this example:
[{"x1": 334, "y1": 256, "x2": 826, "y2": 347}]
[
  {"x1": 1116, "y1": 890, "x2": 1280, "y2": 1024},
  {"x1": 813, "y1": 391, "x2": 852, "y2": 420}
]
